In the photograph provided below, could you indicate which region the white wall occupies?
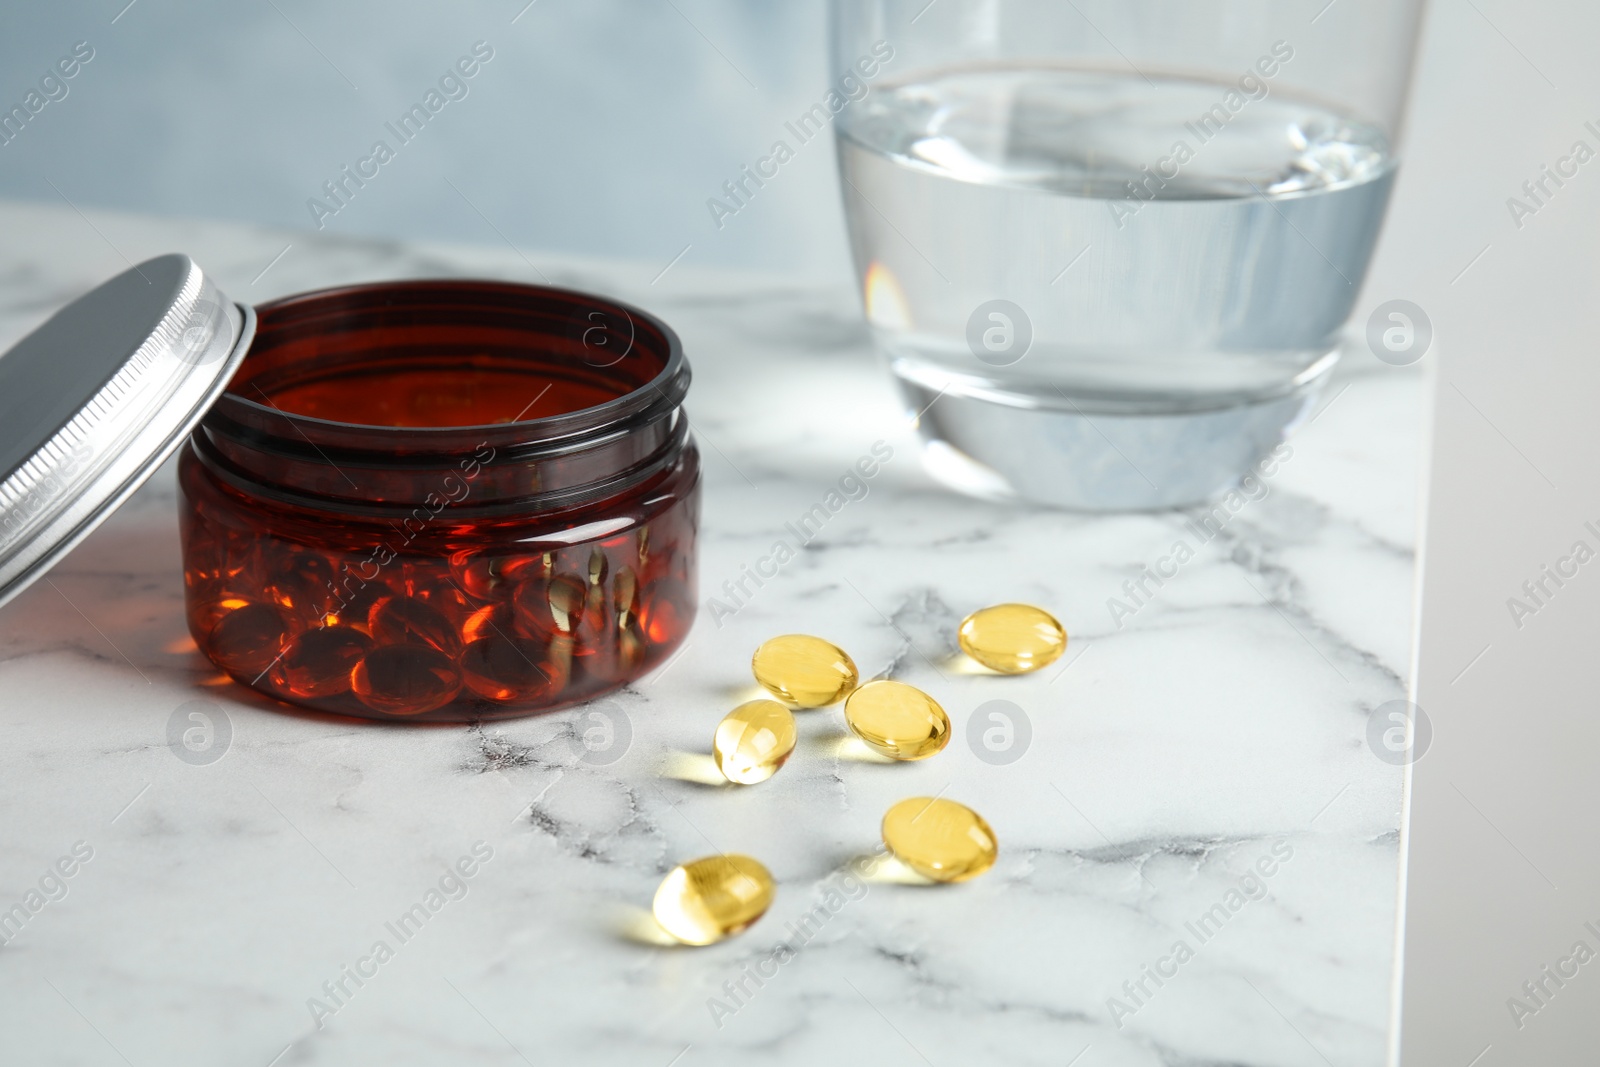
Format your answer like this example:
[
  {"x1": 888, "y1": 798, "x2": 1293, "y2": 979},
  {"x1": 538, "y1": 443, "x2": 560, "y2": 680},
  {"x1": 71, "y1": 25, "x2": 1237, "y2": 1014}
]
[{"x1": 0, "y1": 0, "x2": 855, "y2": 280}]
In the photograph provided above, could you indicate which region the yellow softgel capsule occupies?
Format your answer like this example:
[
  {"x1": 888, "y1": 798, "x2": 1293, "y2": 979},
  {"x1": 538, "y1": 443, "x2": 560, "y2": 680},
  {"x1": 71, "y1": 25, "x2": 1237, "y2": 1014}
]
[
  {"x1": 652, "y1": 854, "x2": 775, "y2": 945},
  {"x1": 958, "y1": 603, "x2": 1067, "y2": 674},
  {"x1": 713, "y1": 699, "x2": 797, "y2": 785},
  {"x1": 751, "y1": 634, "x2": 859, "y2": 707},
  {"x1": 843, "y1": 680, "x2": 950, "y2": 760},
  {"x1": 881, "y1": 797, "x2": 998, "y2": 883}
]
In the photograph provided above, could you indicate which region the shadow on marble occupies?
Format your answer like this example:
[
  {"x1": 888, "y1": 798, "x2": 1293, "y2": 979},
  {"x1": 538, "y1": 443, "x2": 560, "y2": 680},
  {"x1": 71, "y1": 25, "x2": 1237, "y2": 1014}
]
[
  {"x1": 715, "y1": 681, "x2": 771, "y2": 703},
  {"x1": 942, "y1": 653, "x2": 1006, "y2": 676},
  {"x1": 819, "y1": 733, "x2": 898, "y2": 764},
  {"x1": 828, "y1": 849, "x2": 934, "y2": 885},
  {"x1": 658, "y1": 750, "x2": 733, "y2": 788},
  {"x1": 609, "y1": 904, "x2": 685, "y2": 947}
]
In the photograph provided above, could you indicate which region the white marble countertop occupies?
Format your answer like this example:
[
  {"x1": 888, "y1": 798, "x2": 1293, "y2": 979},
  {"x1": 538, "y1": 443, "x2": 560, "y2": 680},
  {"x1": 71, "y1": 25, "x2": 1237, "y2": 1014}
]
[{"x1": 0, "y1": 198, "x2": 1421, "y2": 1067}]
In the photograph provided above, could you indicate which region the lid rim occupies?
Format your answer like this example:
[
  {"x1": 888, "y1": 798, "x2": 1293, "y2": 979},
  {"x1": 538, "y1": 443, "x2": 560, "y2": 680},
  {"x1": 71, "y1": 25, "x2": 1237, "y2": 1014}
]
[{"x1": 0, "y1": 253, "x2": 256, "y2": 612}]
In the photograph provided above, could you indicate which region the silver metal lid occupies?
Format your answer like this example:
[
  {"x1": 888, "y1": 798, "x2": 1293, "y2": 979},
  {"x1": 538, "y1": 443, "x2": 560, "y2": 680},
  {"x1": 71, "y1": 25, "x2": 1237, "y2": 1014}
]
[{"x1": 0, "y1": 254, "x2": 255, "y2": 609}]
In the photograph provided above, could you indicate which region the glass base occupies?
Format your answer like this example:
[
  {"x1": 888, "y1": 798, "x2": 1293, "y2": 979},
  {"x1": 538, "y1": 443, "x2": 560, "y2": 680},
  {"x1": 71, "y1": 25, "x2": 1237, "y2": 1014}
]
[{"x1": 894, "y1": 358, "x2": 1331, "y2": 512}]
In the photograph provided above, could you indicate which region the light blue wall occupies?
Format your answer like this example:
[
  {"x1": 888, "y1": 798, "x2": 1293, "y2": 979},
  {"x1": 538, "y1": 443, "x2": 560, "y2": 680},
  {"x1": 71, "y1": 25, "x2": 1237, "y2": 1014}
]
[{"x1": 0, "y1": 1, "x2": 853, "y2": 279}]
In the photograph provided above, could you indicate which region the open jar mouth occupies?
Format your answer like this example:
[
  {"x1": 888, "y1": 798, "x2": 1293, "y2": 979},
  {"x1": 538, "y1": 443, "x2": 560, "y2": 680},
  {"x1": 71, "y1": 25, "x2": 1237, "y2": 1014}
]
[{"x1": 193, "y1": 279, "x2": 690, "y2": 516}]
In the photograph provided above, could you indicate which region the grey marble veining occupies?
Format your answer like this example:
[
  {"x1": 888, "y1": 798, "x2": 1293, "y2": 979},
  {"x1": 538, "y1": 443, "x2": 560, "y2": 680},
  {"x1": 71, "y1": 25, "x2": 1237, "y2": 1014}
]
[{"x1": 0, "y1": 198, "x2": 1421, "y2": 1066}]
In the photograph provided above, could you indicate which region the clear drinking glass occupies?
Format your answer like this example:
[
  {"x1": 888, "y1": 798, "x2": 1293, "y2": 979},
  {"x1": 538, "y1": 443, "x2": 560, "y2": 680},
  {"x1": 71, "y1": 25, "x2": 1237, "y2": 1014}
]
[{"x1": 831, "y1": 0, "x2": 1426, "y2": 509}]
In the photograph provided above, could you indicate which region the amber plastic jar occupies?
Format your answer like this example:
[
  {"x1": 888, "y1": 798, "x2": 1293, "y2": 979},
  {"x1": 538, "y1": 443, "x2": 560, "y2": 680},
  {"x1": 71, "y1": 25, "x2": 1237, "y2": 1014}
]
[{"x1": 178, "y1": 280, "x2": 698, "y2": 722}]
